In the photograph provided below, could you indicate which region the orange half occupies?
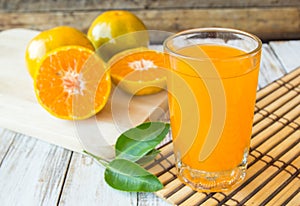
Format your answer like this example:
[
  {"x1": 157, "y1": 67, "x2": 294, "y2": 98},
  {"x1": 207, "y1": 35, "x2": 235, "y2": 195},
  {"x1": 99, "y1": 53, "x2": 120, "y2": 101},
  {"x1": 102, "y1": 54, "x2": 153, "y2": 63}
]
[
  {"x1": 34, "y1": 46, "x2": 111, "y2": 120},
  {"x1": 108, "y1": 48, "x2": 167, "y2": 95}
]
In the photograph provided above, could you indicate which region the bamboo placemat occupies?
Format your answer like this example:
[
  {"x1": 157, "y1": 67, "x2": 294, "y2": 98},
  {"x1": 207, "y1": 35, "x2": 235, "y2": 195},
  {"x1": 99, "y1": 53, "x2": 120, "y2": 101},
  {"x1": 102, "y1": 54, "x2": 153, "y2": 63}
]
[{"x1": 148, "y1": 68, "x2": 300, "y2": 206}]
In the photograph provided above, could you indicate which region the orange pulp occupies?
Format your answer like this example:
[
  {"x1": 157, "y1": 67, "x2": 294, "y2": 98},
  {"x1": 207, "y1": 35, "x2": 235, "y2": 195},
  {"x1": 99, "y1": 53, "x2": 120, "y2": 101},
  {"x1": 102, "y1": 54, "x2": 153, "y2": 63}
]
[{"x1": 167, "y1": 44, "x2": 260, "y2": 172}]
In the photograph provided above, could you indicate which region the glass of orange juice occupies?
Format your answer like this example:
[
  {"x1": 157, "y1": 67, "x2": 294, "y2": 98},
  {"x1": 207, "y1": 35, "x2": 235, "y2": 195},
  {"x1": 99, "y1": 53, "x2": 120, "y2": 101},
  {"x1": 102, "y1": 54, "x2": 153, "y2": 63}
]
[{"x1": 163, "y1": 28, "x2": 262, "y2": 192}]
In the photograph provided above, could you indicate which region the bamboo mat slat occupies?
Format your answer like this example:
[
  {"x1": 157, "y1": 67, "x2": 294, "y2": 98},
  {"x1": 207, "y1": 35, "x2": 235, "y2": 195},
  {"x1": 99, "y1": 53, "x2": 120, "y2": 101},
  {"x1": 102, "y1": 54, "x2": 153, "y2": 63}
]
[{"x1": 150, "y1": 67, "x2": 300, "y2": 205}]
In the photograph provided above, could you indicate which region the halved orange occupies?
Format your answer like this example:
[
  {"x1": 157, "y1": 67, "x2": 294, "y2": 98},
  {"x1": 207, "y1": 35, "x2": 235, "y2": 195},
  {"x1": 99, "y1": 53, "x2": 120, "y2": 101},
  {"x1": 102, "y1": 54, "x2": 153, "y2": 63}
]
[
  {"x1": 34, "y1": 46, "x2": 111, "y2": 120},
  {"x1": 25, "y1": 26, "x2": 95, "y2": 78},
  {"x1": 108, "y1": 48, "x2": 167, "y2": 95}
]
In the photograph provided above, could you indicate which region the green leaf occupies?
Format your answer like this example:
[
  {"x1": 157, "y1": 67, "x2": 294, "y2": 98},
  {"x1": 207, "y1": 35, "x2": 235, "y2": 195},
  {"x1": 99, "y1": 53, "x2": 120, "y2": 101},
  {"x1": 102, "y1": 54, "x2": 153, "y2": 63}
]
[
  {"x1": 136, "y1": 149, "x2": 160, "y2": 165},
  {"x1": 115, "y1": 122, "x2": 170, "y2": 162},
  {"x1": 84, "y1": 122, "x2": 169, "y2": 193},
  {"x1": 105, "y1": 158, "x2": 163, "y2": 192}
]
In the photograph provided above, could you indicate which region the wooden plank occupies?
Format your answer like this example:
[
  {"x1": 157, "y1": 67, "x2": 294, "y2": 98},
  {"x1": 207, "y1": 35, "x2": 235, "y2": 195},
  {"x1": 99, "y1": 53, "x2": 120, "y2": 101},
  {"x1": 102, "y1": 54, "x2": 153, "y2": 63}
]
[
  {"x1": 270, "y1": 40, "x2": 300, "y2": 73},
  {"x1": 251, "y1": 121, "x2": 284, "y2": 150},
  {"x1": 259, "y1": 44, "x2": 286, "y2": 88},
  {"x1": 180, "y1": 192, "x2": 208, "y2": 206},
  {"x1": 273, "y1": 95, "x2": 300, "y2": 118},
  {"x1": 228, "y1": 166, "x2": 279, "y2": 204},
  {"x1": 137, "y1": 192, "x2": 172, "y2": 206},
  {"x1": 287, "y1": 193, "x2": 300, "y2": 206},
  {"x1": 264, "y1": 130, "x2": 299, "y2": 164},
  {"x1": 0, "y1": 133, "x2": 71, "y2": 205},
  {"x1": 277, "y1": 135, "x2": 300, "y2": 165},
  {"x1": 159, "y1": 179, "x2": 184, "y2": 198},
  {"x1": 256, "y1": 86, "x2": 289, "y2": 110},
  {"x1": 0, "y1": 129, "x2": 15, "y2": 162},
  {"x1": 245, "y1": 169, "x2": 296, "y2": 205},
  {"x1": 58, "y1": 152, "x2": 137, "y2": 206},
  {"x1": 0, "y1": 8, "x2": 299, "y2": 40},
  {"x1": 266, "y1": 178, "x2": 300, "y2": 206},
  {"x1": 263, "y1": 90, "x2": 298, "y2": 114},
  {"x1": 1, "y1": 0, "x2": 300, "y2": 11},
  {"x1": 254, "y1": 125, "x2": 296, "y2": 157},
  {"x1": 167, "y1": 186, "x2": 196, "y2": 205}
]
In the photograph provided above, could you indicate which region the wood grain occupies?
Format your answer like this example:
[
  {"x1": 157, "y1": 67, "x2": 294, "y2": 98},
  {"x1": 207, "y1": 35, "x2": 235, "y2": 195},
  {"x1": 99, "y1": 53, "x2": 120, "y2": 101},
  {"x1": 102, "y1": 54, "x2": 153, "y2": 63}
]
[
  {"x1": 256, "y1": 86, "x2": 289, "y2": 110},
  {"x1": 137, "y1": 192, "x2": 171, "y2": 206},
  {"x1": 0, "y1": 129, "x2": 15, "y2": 162},
  {"x1": 259, "y1": 44, "x2": 285, "y2": 88},
  {"x1": 1, "y1": 0, "x2": 300, "y2": 11},
  {"x1": 0, "y1": 134, "x2": 72, "y2": 205},
  {"x1": 59, "y1": 152, "x2": 138, "y2": 206},
  {"x1": 1, "y1": 8, "x2": 299, "y2": 41},
  {"x1": 270, "y1": 41, "x2": 300, "y2": 72},
  {"x1": 266, "y1": 178, "x2": 300, "y2": 206}
]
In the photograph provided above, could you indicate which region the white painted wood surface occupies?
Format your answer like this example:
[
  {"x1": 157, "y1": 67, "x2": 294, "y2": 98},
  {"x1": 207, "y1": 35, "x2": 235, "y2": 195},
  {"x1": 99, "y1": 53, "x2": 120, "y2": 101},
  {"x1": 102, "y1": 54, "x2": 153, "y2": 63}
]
[
  {"x1": 0, "y1": 130, "x2": 15, "y2": 162},
  {"x1": 0, "y1": 35, "x2": 299, "y2": 206},
  {"x1": 59, "y1": 153, "x2": 138, "y2": 206},
  {"x1": 0, "y1": 133, "x2": 71, "y2": 205},
  {"x1": 258, "y1": 44, "x2": 285, "y2": 89},
  {"x1": 269, "y1": 40, "x2": 300, "y2": 72}
]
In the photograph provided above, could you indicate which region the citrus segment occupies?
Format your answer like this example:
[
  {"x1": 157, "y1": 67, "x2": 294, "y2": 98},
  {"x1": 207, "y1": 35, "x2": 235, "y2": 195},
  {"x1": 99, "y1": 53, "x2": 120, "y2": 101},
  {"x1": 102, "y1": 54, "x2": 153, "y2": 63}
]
[
  {"x1": 25, "y1": 26, "x2": 94, "y2": 78},
  {"x1": 34, "y1": 46, "x2": 111, "y2": 120},
  {"x1": 108, "y1": 49, "x2": 167, "y2": 95}
]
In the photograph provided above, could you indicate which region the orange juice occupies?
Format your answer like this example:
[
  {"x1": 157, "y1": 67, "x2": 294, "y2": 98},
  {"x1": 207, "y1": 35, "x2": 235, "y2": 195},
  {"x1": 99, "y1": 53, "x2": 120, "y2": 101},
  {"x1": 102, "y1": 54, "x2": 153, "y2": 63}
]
[{"x1": 167, "y1": 44, "x2": 260, "y2": 173}]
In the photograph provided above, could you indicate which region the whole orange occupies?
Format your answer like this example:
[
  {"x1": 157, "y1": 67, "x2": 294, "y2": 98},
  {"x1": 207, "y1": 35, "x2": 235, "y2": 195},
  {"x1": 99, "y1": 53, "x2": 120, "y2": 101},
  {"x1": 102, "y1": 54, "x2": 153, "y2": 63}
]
[{"x1": 87, "y1": 10, "x2": 149, "y2": 61}]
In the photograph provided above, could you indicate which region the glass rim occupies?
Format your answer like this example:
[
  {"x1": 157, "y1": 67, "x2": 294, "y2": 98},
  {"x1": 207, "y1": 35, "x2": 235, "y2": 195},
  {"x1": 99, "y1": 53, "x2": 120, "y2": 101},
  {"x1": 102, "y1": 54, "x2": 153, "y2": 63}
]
[{"x1": 163, "y1": 27, "x2": 262, "y2": 61}]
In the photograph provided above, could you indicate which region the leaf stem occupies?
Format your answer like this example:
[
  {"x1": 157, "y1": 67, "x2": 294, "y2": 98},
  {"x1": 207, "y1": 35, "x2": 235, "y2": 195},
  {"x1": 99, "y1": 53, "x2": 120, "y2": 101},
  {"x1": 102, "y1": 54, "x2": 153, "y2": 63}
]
[{"x1": 83, "y1": 150, "x2": 109, "y2": 167}]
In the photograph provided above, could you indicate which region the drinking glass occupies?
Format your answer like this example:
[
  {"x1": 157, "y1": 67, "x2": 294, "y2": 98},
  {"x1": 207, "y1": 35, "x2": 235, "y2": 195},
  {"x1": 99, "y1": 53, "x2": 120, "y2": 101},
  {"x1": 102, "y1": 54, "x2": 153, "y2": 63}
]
[{"x1": 163, "y1": 28, "x2": 262, "y2": 192}]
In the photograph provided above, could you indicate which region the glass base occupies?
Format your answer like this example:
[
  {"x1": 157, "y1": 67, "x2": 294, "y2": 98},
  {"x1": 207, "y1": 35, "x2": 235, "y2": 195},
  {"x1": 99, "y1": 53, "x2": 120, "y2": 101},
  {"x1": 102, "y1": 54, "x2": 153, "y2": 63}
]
[{"x1": 175, "y1": 153, "x2": 248, "y2": 192}]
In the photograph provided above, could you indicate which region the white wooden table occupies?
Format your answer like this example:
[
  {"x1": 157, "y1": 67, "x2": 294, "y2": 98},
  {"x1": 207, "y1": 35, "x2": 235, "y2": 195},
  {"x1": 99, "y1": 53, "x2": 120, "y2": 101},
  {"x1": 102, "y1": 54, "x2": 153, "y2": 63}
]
[{"x1": 0, "y1": 39, "x2": 299, "y2": 206}]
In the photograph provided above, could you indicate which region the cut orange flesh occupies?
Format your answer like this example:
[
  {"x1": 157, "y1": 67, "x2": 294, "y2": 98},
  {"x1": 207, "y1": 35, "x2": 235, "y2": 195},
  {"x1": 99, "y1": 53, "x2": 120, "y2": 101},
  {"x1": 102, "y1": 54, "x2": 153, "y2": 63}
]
[
  {"x1": 108, "y1": 48, "x2": 167, "y2": 95},
  {"x1": 34, "y1": 46, "x2": 111, "y2": 120}
]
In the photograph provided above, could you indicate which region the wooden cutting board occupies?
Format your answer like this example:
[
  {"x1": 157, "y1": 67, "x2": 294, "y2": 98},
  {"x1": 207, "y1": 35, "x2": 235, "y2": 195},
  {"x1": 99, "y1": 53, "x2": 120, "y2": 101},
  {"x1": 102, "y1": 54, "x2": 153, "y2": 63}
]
[{"x1": 0, "y1": 28, "x2": 168, "y2": 157}]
